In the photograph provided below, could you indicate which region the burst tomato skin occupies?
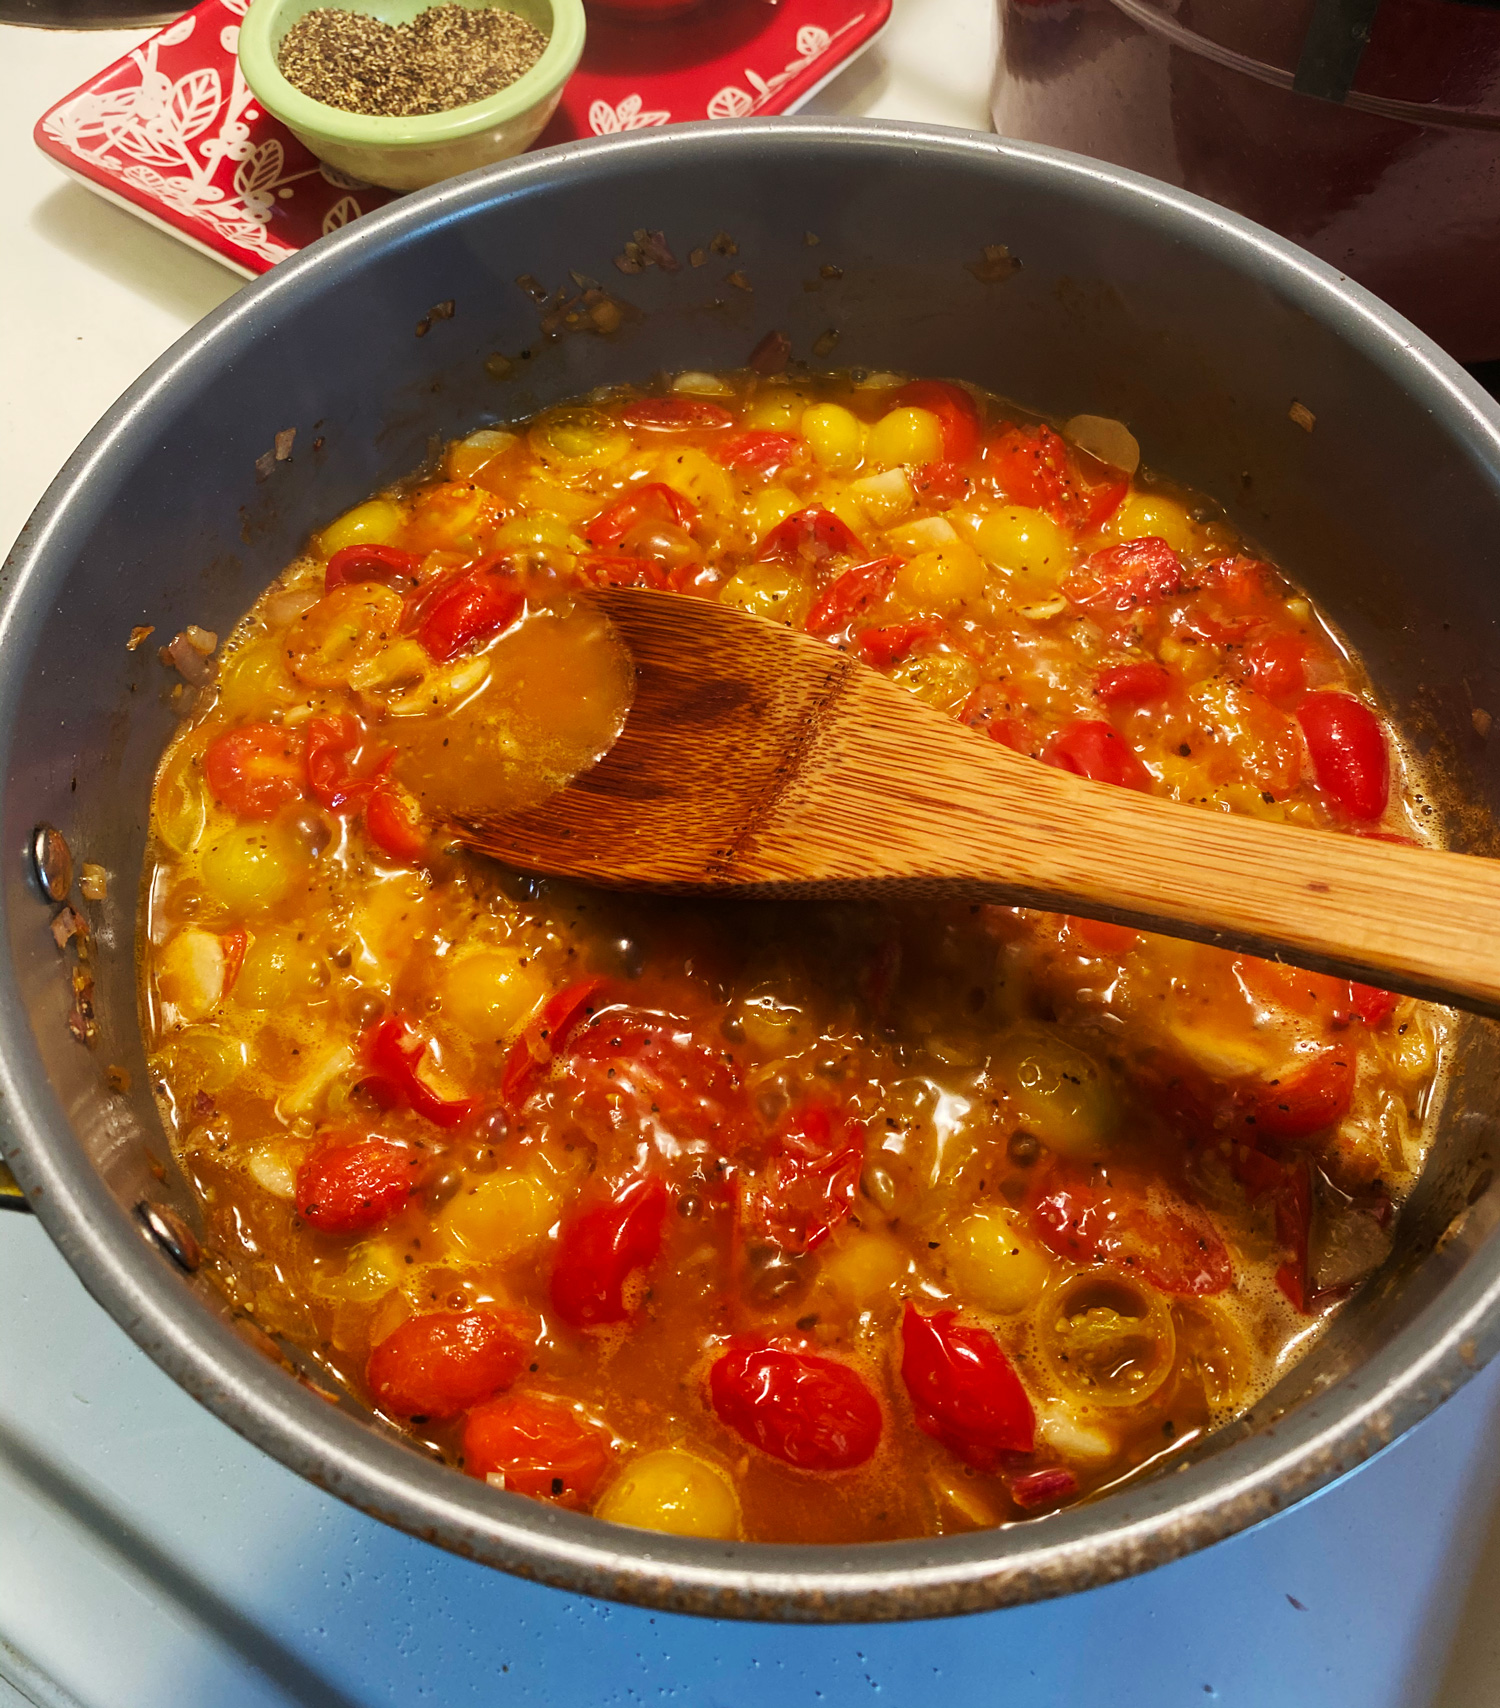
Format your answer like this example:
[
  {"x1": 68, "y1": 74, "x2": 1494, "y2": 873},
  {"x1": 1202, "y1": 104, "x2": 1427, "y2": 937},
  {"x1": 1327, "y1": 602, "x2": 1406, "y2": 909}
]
[
  {"x1": 324, "y1": 544, "x2": 421, "y2": 592},
  {"x1": 900, "y1": 1303, "x2": 1035, "y2": 1468},
  {"x1": 1245, "y1": 1050, "x2": 1356, "y2": 1140},
  {"x1": 858, "y1": 619, "x2": 942, "y2": 668},
  {"x1": 304, "y1": 713, "x2": 367, "y2": 812},
  {"x1": 1237, "y1": 634, "x2": 1309, "y2": 706},
  {"x1": 1297, "y1": 691, "x2": 1390, "y2": 821},
  {"x1": 365, "y1": 1013, "x2": 474, "y2": 1128},
  {"x1": 717, "y1": 431, "x2": 802, "y2": 475},
  {"x1": 415, "y1": 570, "x2": 524, "y2": 663},
  {"x1": 746, "y1": 1105, "x2": 865, "y2": 1255},
  {"x1": 759, "y1": 507, "x2": 865, "y2": 566},
  {"x1": 203, "y1": 723, "x2": 306, "y2": 819},
  {"x1": 561, "y1": 1006, "x2": 747, "y2": 1150},
  {"x1": 1347, "y1": 982, "x2": 1399, "y2": 1026},
  {"x1": 890, "y1": 380, "x2": 981, "y2": 463},
  {"x1": 585, "y1": 483, "x2": 697, "y2": 550},
  {"x1": 1064, "y1": 538, "x2": 1184, "y2": 613},
  {"x1": 913, "y1": 460, "x2": 971, "y2": 505},
  {"x1": 709, "y1": 1339, "x2": 882, "y2": 1471},
  {"x1": 1094, "y1": 661, "x2": 1172, "y2": 707},
  {"x1": 1050, "y1": 719, "x2": 1153, "y2": 791},
  {"x1": 295, "y1": 1132, "x2": 428, "y2": 1234},
  {"x1": 621, "y1": 398, "x2": 733, "y2": 431},
  {"x1": 500, "y1": 976, "x2": 607, "y2": 1109},
  {"x1": 367, "y1": 1309, "x2": 531, "y2": 1420},
  {"x1": 550, "y1": 1175, "x2": 669, "y2": 1330},
  {"x1": 462, "y1": 1394, "x2": 612, "y2": 1504},
  {"x1": 1029, "y1": 1159, "x2": 1233, "y2": 1295},
  {"x1": 1008, "y1": 1466, "x2": 1079, "y2": 1509},
  {"x1": 804, "y1": 557, "x2": 901, "y2": 636}
]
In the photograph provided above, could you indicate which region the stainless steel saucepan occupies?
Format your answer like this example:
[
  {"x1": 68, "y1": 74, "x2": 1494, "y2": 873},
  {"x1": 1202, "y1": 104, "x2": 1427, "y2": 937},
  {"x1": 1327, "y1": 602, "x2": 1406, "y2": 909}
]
[{"x1": 6, "y1": 119, "x2": 1500, "y2": 1620}]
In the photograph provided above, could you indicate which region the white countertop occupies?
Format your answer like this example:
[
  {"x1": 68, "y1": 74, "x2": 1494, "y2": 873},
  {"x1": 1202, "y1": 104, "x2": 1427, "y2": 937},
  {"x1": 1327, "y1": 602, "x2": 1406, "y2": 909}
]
[{"x1": 5, "y1": 9, "x2": 1500, "y2": 1705}]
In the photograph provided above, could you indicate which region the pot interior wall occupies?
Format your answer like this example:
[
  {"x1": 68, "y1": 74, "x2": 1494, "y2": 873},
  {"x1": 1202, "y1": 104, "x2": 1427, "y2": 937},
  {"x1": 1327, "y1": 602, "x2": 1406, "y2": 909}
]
[{"x1": 7, "y1": 126, "x2": 1500, "y2": 1595}]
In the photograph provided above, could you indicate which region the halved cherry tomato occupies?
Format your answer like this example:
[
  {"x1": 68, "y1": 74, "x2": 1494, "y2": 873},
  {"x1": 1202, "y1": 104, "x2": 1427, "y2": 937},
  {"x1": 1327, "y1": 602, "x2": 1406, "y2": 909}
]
[
  {"x1": 367, "y1": 1308, "x2": 530, "y2": 1419},
  {"x1": 857, "y1": 618, "x2": 942, "y2": 668},
  {"x1": 891, "y1": 381, "x2": 981, "y2": 463},
  {"x1": 900, "y1": 1303, "x2": 1035, "y2": 1469},
  {"x1": 1008, "y1": 1466, "x2": 1079, "y2": 1510},
  {"x1": 324, "y1": 544, "x2": 421, "y2": 592},
  {"x1": 295, "y1": 1132, "x2": 428, "y2": 1234},
  {"x1": 576, "y1": 553, "x2": 680, "y2": 592},
  {"x1": 621, "y1": 398, "x2": 733, "y2": 431},
  {"x1": 365, "y1": 1013, "x2": 474, "y2": 1128},
  {"x1": 1243, "y1": 1050, "x2": 1355, "y2": 1140},
  {"x1": 912, "y1": 460, "x2": 971, "y2": 506},
  {"x1": 415, "y1": 569, "x2": 524, "y2": 663},
  {"x1": 563, "y1": 1006, "x2": 747, "y2": 1149},
  {"x1": 717, "y1": 431, "x2": 802, "y2": 475},
  {"x1": 304, "y1": 713, "x2": 368, "y2": 812},
  {"x1": 1297, "y1": 691, "x2": 1390, "y2": 821},
  {"x1": 462, "y1": 1393, "x2": 612, "y2": 1504},
  {"x1": 585, "y1": 483, "x2": 697, "y2": 550},
  {"x1": 759, "y1": 508, "x2": 865, "y2": 566},
  {"x1": 365, "y1": 779, "x2": 428, "y2": 865},
  {"x1": 1236, "y1": 634, "x2": 1309, "y2": 706},
  {"x1": 203, "y1": 722, "x2": 306, "y2": 819},
  {"x1": 804, "y1": 557, "x2": 901, "y2": 636},
  {"x1": 1029, "y1": 1159, "x2": 1233, "y2": 1295},
  {"x1": 500, "y1": 976, "x2": 607, "y2": 1109},
  {"x1": 1050, "y1": 720, "x2": 1153, "y2": 791},
  {"x1": 746, "y1": 1105, "x2": 865, "y2": 1255},
  {"x1": 550, "y1": 1174, "x2": 668, "y2": 1330},
  {"x1": 709, "y1": 1339, "x2": 881, "y2": 1470},
  {"x1": 1064, "y1": 538, "x2": 1184, "y2": 613},
  {"x1": 1094, "y1": 661, "x2": 1172, "y2": 707}
]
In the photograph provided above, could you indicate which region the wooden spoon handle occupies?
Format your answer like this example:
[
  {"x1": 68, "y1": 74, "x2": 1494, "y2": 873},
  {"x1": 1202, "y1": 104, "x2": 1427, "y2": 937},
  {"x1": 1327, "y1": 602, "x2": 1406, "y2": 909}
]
[{"x1": 749, "y1": 675, "x2": 1500, "y2": 1018}]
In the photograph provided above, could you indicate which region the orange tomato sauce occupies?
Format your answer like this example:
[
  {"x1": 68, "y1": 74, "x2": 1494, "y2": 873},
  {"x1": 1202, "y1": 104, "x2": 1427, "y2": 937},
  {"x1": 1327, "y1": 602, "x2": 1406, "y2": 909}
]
[{"x1": 140, "y1": 369, "x2": 1448, "y2": 1543}]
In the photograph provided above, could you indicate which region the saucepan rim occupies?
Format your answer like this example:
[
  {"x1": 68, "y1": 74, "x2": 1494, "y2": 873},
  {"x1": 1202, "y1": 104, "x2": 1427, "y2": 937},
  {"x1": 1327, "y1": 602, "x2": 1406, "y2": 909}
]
[{"x1": 5, "y1": 118, "x2": 1500, "y2": 1621}]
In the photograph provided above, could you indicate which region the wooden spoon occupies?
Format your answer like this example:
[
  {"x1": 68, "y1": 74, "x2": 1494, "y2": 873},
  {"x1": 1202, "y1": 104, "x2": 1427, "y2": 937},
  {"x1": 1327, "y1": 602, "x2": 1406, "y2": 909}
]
[{"x1": 457, "y1": 585, "x2": 1500, "y2": 1020}]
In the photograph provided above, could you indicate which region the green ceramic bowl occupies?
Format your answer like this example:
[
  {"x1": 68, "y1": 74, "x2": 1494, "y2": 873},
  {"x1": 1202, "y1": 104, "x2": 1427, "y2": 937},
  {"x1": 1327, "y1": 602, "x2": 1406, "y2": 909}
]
[{"x1": 238, "y1": 0, "x2": 585, "y2": 192}]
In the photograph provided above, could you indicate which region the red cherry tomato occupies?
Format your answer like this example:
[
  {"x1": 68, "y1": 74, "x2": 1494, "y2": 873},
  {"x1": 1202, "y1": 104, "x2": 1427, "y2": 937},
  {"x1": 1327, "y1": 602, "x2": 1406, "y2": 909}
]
[
  {"x1": 759, "y1": 507, "x2": 865, "y2": 567},
  {"x1": 415, "y1": 570, "x2": 524, "y2": 663},
  {"x1": 295, "y1": 1132, "x2": 428, "y2": 1234},
  {"x1": 912, "y1": 460, "x2": 971, "y2": 506},
  {"x1": 364, "y1": 779, "x2": 428, "y2": 865},
  {"x1": 1093, "y1": 661, "x2": 1172, "y2": 707},
  {"x1": 324, "y1": 544, "x2": 421, "y2": 592},
  {"x1": 1029, "y1": 1159, "x2": 1233, "y2": 1295},
  {"x1": 746, "y1": 1105, "x2": 865, "y2": 1255},
  {"x1": 1347, "y1": 981, "x2": 1399, "y2": 1027},
  {"x1": 1236, "y1": 634, "x2": 1309, "y2": 706},
  {"x1": 1244, "y1": 1049, "x2": 1355, "y2": 1140},
  {"x1": 462, "y1": 1394, "x2": 612, "y2": 1505},
  {"x1": 1063, "y1": 538, "x2": 1184, "y2": 613},
  {"x1": 891, "y1": 380, "x2": 981, "y2": 463},
  {"x1": 367, "y1": 1308, "x2": 530, "y2": 1420},
  {"x1": 1008, "y1": 1466, "x2": 1079, "y2": 1510},
  {"x1": 562, "y1": 1006, "x2": 748, "y2": 1149},
  {"x1": 1050, "y1": 720, "x2": 1153, "y2": 791},
  {"x1": 1297, "y1": 691, "x2": 1390, "y2": 821},
  {"x1": 203, "y1": 722, "x2": 306, "y2": 819},
  {"x1": 219, "y1": 926, "x2": 248, "y2": 994},
  {"x1": 550, "y1": 1174, "x2": 669, "y2": 1330},
  {"x1": 304, "y1": 713, "x2": 369, "y2": 812},
  {"x1": 500, "y1": 976, "x2": 608, "y2": 1109},
  {"x1": 984, "y1": 424, "x2": 1071, "y2": 513},
  {"x1": 365, "y1": 1013, "x2": 474, "y2": 1128},
  {"x1": 621, "y1": 398, "x2": 734, "y2": 432},
  {"x1": 1273, "y1": 1155, "x2": 1313, "y2": 1313},
  {"x1": 900, "y1": 1303, "x2": 1035, "y2": 1469},
  {"x1": 803, "y1": 557, "x2": 901, "y2": 637},
  {"x1": 716, "y1": 431, "x2": 802, "y2": 475},
  {"x1": 1066, "y1": 915, "x2": 1143, "y2": 955},
  {"x1": 856, "y1": 618, "x2": 942, "y2": 668},
  {"x1": 576, "y1": 553, "x2": 680, "y2": 592},
  {"x1": 585, "y1": 482, "x2": 698, "y2": 550},
  {"x1": 709, "y1": 1339, "x2": 882, "y2": 1470}
]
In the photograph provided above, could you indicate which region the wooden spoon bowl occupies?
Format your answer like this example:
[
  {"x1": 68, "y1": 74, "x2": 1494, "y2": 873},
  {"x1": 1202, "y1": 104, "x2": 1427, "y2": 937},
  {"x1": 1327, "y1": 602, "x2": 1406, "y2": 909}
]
[{"x1": 459, "y1": 586, "x2": 1500, "y2": 1019}]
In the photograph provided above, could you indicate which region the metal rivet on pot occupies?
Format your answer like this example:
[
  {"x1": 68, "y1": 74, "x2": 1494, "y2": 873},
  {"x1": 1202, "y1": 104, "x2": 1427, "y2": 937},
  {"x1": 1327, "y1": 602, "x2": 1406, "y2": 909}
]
[
  {"x1": 31, "y1": 823, "x2": 72, "y2": 902},
  {"x1": 135, "y1": 1200, "x2": 201, "y2": 1272}
]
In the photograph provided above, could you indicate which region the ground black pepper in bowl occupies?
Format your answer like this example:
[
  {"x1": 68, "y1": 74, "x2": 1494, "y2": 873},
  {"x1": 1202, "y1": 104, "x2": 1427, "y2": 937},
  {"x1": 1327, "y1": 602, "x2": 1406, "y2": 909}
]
[{"x1": 276, "y1": 4, "x2": 550, "y2": 117}]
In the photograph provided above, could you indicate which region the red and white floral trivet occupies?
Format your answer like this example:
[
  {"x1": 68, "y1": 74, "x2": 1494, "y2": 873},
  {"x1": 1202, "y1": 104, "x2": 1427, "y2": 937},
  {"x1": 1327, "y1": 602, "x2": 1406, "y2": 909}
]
[{"x1": 35, "y1": 0, "x2": 890, "y2": 278}]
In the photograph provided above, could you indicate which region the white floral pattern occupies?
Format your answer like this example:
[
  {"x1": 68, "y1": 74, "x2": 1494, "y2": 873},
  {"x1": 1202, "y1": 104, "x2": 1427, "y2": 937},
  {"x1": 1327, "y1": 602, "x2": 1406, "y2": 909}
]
[
  {"x1": 705, "y1": 15, "x2": 865, "y2": 119},
  {"x1": 588, "y1": 93, "x2": 671, "y2": 135}
]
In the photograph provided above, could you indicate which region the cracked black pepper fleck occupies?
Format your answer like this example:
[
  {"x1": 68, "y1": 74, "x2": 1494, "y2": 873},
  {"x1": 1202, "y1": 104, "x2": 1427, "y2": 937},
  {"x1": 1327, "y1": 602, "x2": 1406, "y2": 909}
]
[{"x1": 277, "y1": 3, "x2": 548, "y2": 118}]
